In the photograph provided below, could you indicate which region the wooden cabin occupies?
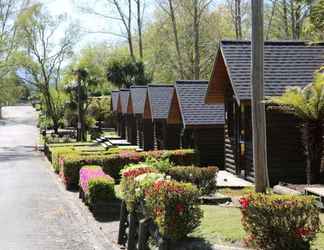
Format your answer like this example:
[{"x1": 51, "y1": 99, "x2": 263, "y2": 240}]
[
  {"x1": 111, "y1": 91, "x2": 121, "y2": 136},
  {"x1": 205, "y1": 40, "x2": 324, "y2": 185},
  {"x1": 167, "y1": 80, "x2": 225, "y2": 167},
  {"x1": 116, "y1": 89, "x2": 130, "y2": 140},
  {"x1": 128, "y1": 85, "x2": 154, "y2": 150},
  {"x1": 144, "y1": 84, "x2": 180, "y2": 150}
]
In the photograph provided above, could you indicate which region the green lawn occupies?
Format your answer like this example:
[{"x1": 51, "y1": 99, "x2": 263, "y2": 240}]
[{"x1": 192, "y1": 205, "x2": 324, "y2": 249}]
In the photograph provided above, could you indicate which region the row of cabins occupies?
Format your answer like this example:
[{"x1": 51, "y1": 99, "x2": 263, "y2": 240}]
[
  {"x1": 111, "y1": 82, "x2": 225, "y2": 167},
  {"x1": 112, "y1": 40, "x2": 324, "y2": 186}
]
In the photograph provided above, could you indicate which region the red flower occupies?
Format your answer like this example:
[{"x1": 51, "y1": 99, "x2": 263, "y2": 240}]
[
  {"x1": 176, "y1": 204, "x2": 185, "y2": 214},
  {"x1": 296, "y1": 227, "x2": 312, "y2": 238},
  {"x1": 239, "y1": 198, "x2": 250, "y2": 209}
]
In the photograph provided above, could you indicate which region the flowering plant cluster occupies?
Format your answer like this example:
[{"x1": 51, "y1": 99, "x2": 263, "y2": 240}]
[
  {"x1": 144, "y1": 179, "x2": 202, "y2": 240},
  {"x1": 79, "y1": 165, "x2": 115, "y2": 206},
  {"x1": 119, "y1": 164, "x2": 158, "y2": 211},
  {"x1": 240, "y1": 193, "x2": 321, "y2": 250}
]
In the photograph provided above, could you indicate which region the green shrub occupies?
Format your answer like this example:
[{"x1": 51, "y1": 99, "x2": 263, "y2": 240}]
[
  {"x1": 167, "y1": 166, "x2": 218, "y2": 195},
  {"x1": 145, "y1": 179, "x2": 203, "y2": 240},
  {"x1": 240, "y1": 193, "x2": 321, "y2": 250},
  {"x1": 60, "y1": 149, "x2": 197, "y2": 189},
  {"x1": 79, "y1": 165, "x2": 115, "y2": 204},
  {"x1": 51, "y1": 147, "x2": 77, "y2": 173}
]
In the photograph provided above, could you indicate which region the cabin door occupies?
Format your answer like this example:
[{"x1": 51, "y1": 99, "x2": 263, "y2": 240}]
[{"x1": 225, "y1": 99, "x2": 241, "y2": 175}]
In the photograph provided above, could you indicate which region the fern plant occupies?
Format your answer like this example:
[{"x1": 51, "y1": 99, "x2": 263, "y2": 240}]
[{"x1": 271, "y1": 68, "x2": 324, "y2": 184}]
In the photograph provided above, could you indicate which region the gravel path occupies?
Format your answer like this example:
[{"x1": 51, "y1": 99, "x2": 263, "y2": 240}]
[{"x1": 0, "y1": 105, "x2": 118, "y2": 250}]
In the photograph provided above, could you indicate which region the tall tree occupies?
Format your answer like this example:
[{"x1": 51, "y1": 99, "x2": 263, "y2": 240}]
[
  {"x1": 0, "y1": 0, "x2": 29, "y2": 117},
  {"x1": 79, "y1": 0, "x2": 149, "y2": 60},
  {"x1": 157, "y1": 0, "x2": 185, "y2": 79},
  {"x1": 135, "y1": 0, "x2": 144, "y2": 59},
  {"x1": 16, "y1": 4, "x2": 78, "y2": 133}
]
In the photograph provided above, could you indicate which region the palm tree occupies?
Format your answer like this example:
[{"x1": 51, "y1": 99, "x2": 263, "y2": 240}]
[{"x1": 271, "y1": 68, "x2": 324, "y2": 184}]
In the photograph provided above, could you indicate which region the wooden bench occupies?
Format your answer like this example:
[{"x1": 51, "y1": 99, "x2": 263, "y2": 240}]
[{"x1": 305, "y1": 187, "x2": 324, "y2": 209}]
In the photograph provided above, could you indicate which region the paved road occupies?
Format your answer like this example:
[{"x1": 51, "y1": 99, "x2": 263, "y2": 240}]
[{"x1": 0, "y1": 106, "x2": 116, "y2": 250}]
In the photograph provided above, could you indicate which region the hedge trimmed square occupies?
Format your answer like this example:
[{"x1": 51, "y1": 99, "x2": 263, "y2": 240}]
[
  {"x1": 59, "y1": 149, "x2": 196, "y2": 189},
  {"x1": 79, "y1": 165, "x2": 115, "y2": 206}
]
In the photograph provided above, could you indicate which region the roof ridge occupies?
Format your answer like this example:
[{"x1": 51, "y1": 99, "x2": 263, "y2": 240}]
[
  {"x1": 221, "y1": 40, "x2": 324, "y2": 46},
  {"x1": 148, "y1": 84, "x2": 174, "y2": 87},
  {"x1": 130, "y1": 85, "x2": 147, "y2": 88},
  {"x1": 176, "y1": 80, "x2": 208, "y2": 84}
]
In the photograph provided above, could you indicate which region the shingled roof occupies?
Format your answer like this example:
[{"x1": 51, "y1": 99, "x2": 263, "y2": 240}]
[
  {"x1": 119, "y1": 89, "x2": 130, "y2": 114},
  {"x1": 174, "y1": 81, "x2": 224, "y2": 127},
  {"x1": 207, "y1": 40, "x2": 324, "y2": 103},
  {"x1": 147, "y1": 84, "x2": 174, "y2": 120},
  {"x1": 111, "y1": 91, "x2": 119, "y2": 112},
  {"x1": 129, "y1": 86, "x2": 147, "y2": 115}
]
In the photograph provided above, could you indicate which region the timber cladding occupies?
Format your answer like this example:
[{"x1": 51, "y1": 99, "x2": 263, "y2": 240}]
[
  {"x1": 167, "y1": 80, "x2": 225, "y2": 167},
  {"x1": 206, "y1": 40, "x2": 324, "y2": 185}
]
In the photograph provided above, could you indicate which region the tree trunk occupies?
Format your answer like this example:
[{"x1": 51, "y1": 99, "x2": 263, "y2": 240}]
[
  {"x1": 235, "y1": 0, "x2": 242, "y2": 39},
  {"x1": 301, "y1": 122, "x2": 324, "y2": 184},
  {"x1": 193, "y1": 0, "x2": 200, "y2": 80},
  {"x1": 168, "y1": 0, "x2": 185, "y2": 79},
  {"x1": 290, "y1": 0, "x2": 296, "y2": 39},
  {"x1": 137, "y1": 0, "x2": 143, "y2": 59},
  {"x1": 282, "y1": 0, "x2": 289, "y2": 38}
]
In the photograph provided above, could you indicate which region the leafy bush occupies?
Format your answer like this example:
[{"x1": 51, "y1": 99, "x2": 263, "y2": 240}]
[
  {"x1": 59, "y1": 149, "x2": 197, "y2": 189},
  {"x1": 145, "y1": 179, "x2": 203, "y2": 240},
  {"x1": 167, "y1": 166, "x2": 218, "y2": 195},
  {"x1": 240, "y1": 193, "x2": 321, "y2": 250},
  {"x1": 144, "y1": 157, "x2": 174, "y2": 173},
  {"x1": 119, "y1": 164, "x2": 158, "y2": 211},
  {"x1": 79, "y1": 166, "x2": 115, "y2": 206},
  {"x1": 51, "y1": 147, "x2": 77, "y2": 173}
]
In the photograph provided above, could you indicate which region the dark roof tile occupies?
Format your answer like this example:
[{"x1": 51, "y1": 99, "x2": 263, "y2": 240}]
[
  {"x1": 148, "y1": 84, "x2": 174, "y2": 120},
  {"x1": 119, "y1": 89, "x2": 130, "y2": 114},
  {"x1": 176, "y1": 81, "x2": 224, "y2": 126},
  {"x1": 130, "y1": 86, "x2": 147, "y2": 115},
  {"x1": 111, "y1": 91, "x2": 119, "y2": 112},
  {"x1": 220, "y1": 40, "x2": 324, "y2": 100}
]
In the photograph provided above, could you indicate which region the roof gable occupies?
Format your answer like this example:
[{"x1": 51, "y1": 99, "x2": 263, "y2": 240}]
[
  {"x1": 147, "y1": 84, "x2": 174, "y2": 120},
  {"x1": 129, "y1": 86, "x2": 147, "y2": 115},
  {"x1": 120, "y1": 89, "x2": 130, "y2": 114},
  {"x1": 111, "y1": 91, "x2": 119, "y2": 112},
  {"x1": 206, "y1": 40, "x2": 324, "y2": 103},
  {"x1": 175, "y1": 81, "x2": 224, "y2": 127}
]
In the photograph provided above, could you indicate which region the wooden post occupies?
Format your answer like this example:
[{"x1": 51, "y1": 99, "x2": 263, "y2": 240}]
[
  {"x1": 127, "y1": 211, "x2": 138, "y2": 250},
  {"x1": 118, "y1": 201, "x2": 129, "y2": 245},
  {"x1": 251, "y1": 0, "x2": 268, "y2": 193}
]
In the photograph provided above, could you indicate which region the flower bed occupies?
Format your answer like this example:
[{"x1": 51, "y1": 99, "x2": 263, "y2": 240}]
[
  {"x1": 59, "y1": 149, "x2": 196, "y2": 189},
  {"x1": 167, "y1": 166, "x2": 218, "y2": 195},
  {"x1": 240, "y1": 193, "x2": 321, "y2": 250},
  {"x1": 118, "y1": 162, "x2": 203, "y2": 242},
  {"x1": 79, "y1": 165, "x2": 115, "y2": 207}
]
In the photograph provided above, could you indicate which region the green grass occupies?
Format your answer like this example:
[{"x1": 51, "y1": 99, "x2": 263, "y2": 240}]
[
  {"x1": 191, "y1": 205, "x2": 324, "y2": 249},
  {"x1": 191, "y1": 206, "x2": 245, "y2": 246},
  {"x1": 217, "y1": 187, "x2": 254, "y2": 197},
  {"x1": 313, "y1": 214, "x2": 324, "y2": 250}
]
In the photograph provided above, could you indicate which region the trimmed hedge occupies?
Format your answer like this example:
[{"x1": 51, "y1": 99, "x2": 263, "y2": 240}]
[
  {"x1": 240, "y1": 193, "x2": 321, "y2": 250},
  {"x1": 79, "y1": 165, "x2": 115, "y2": 206},
  {"x1": 167, "y1": 166, "x2": 218, "y2": 195},
  {"x1": 60, "y1": 149, "x2": 196, "y2": 189}
]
